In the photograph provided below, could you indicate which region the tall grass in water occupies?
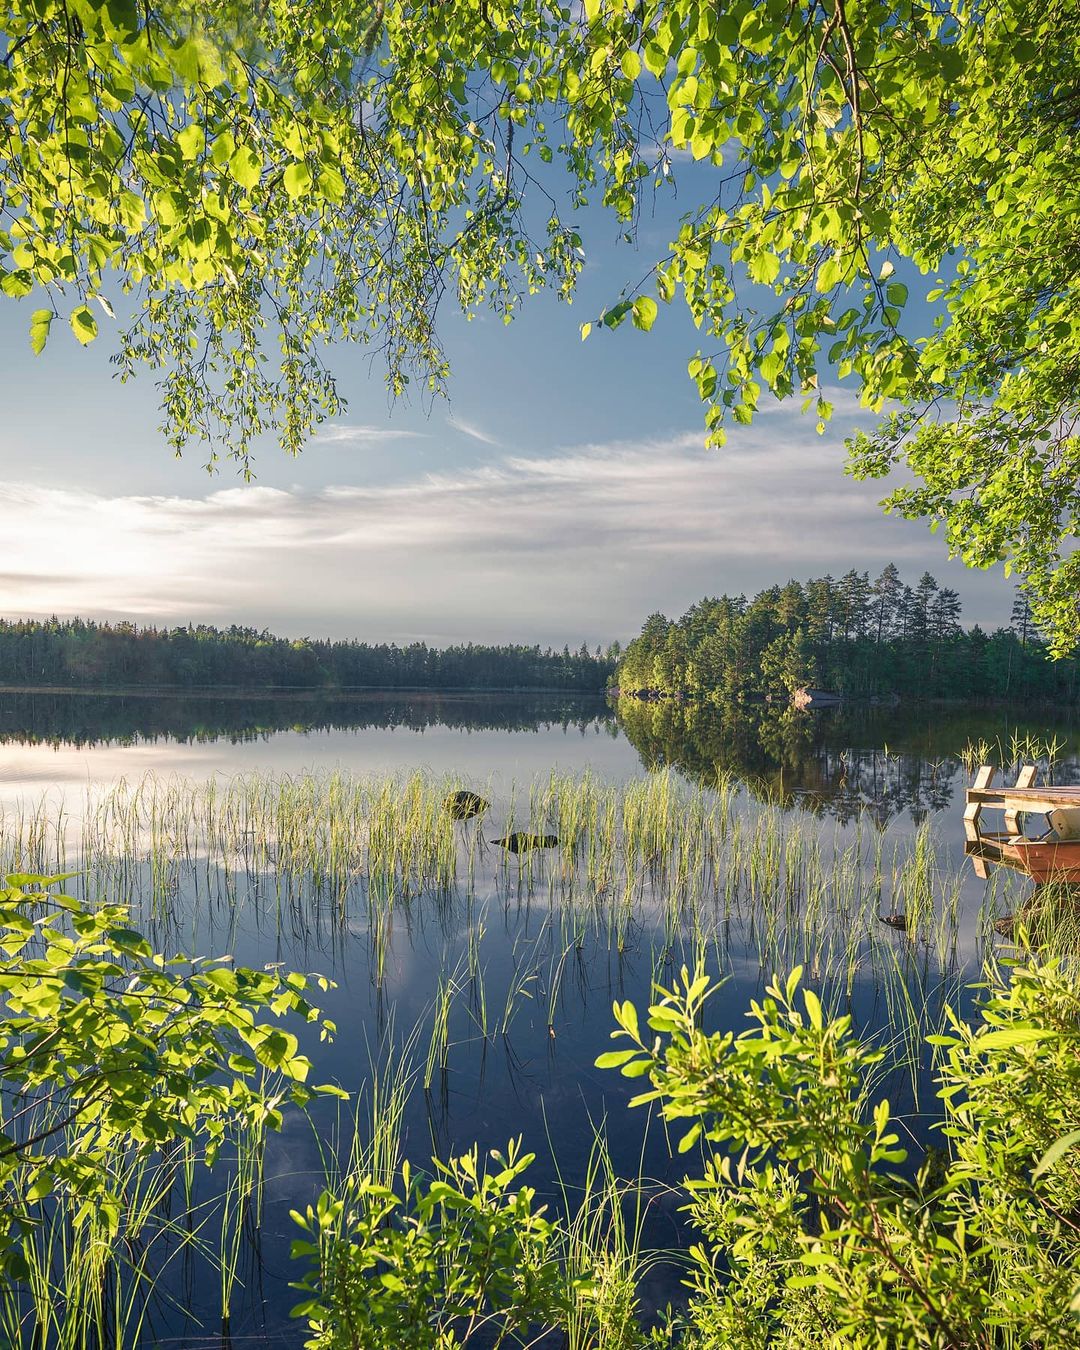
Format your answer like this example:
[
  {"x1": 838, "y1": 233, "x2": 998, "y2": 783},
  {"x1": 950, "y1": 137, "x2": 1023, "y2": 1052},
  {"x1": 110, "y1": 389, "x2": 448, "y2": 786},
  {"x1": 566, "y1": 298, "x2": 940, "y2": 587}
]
[
  {"x1": 959, "y1": 729, "x2": 1069, "y2": 781},
  {"x1": 556, "y1": 1128, "x2": 664, "y2": 1350},
  {"x1": 0, "y1": 768, "x2": 985, "y2": 1011},
  {"x1": 0, "y1": 1131, "x2": 262, "y2": 1350}
]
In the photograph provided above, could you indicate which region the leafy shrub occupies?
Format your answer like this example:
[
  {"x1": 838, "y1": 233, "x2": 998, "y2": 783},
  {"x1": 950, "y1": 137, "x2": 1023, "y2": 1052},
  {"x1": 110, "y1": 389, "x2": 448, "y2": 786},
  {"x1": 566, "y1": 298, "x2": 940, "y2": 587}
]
[
  {"x1": 290, "y1": 1137, "x2": 575, "y2": 1349},
  {"x1": 0, "y1": 872, "x2": 342, "y2": 1332},
  {"x1": 600, "y1": 962, "x2": 1080, "y2": 1347},
  {"x1": 293, "y1": 958, "x2": 1080, "y2": 1348}
]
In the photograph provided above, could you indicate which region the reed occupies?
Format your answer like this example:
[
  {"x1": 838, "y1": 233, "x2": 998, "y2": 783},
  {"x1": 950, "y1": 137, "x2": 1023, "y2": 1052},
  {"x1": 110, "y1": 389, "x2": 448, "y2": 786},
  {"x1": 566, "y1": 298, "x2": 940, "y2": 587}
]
[
  {"x1": 556, "y1": 1126, "x2": 663, "y2": 1350},
  {"x1": 0, "y1": 768, "x2": 1001, "y2": 1023}
]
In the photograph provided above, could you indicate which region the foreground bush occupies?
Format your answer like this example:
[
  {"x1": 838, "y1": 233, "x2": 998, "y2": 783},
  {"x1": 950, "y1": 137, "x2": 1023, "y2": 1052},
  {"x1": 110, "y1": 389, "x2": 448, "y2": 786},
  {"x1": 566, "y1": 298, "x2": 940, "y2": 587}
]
[
  {"x1": 0, "y1": 873, "x2": 342, "y2": 1340},
  {"x1": 603, "y1": 961, "x2": 1080, "y2": 1347},
  {"x1": 298, "y1": 960, "x2": 1080, "y2": 1348}
]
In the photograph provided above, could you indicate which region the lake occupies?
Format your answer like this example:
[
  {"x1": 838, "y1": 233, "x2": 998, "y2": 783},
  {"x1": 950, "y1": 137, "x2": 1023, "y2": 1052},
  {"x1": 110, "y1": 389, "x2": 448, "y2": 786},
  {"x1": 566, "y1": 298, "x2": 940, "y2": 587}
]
[{"x1": 1, "y1": 688, "x2": 1076, "y2": 1345}]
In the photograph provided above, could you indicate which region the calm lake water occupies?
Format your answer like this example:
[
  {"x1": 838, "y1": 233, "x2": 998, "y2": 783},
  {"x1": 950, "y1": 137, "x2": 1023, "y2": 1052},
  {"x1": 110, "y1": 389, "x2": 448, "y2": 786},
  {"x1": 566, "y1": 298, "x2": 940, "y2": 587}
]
[{"x1": 2, "y1": 688, "x2": 1078, "y2": 1345}]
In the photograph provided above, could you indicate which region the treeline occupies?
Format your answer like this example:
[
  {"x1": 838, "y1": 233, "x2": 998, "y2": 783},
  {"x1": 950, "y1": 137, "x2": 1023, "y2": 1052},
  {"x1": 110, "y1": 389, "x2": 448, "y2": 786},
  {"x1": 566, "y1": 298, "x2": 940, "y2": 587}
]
[
  {"x1": 0, "y1": 618, "x2": 617, "y2": 692},
  {"x1": 615, "y1": 565, "x2": 1080, "y2": 702}
]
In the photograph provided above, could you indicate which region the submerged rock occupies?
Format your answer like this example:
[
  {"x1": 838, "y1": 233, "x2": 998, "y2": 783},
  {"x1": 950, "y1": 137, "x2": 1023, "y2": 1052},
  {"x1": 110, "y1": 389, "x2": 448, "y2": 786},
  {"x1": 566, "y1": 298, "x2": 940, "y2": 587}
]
[
  {"x1": 492, "y1": 832, "x2": 559, "y2": 853},
  {"x1": 445, "y1": 790, "x2": 490, "y2": 820}
]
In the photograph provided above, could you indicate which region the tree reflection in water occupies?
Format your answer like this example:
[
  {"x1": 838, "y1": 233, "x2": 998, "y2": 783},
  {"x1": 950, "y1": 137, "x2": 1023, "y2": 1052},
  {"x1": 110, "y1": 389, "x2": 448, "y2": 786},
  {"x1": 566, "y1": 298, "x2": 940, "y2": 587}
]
[{"x1": 613, "y1": 697, "x2": 1080, "y2": 829}]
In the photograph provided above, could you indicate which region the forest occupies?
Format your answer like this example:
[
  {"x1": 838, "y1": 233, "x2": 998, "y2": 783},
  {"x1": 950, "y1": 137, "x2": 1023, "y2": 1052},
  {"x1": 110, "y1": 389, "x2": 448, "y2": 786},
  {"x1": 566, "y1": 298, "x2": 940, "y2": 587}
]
[
  {"x1": 0, "y1": 618, "x2": 616, "y2": 692},
  {"x1": 614, "y1": 565, "x2": 1080, "y2": 703}
]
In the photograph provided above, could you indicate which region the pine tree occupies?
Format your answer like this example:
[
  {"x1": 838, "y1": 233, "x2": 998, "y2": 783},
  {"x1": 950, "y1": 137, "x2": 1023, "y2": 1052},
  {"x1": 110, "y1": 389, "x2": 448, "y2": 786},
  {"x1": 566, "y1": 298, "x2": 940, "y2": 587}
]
[
  {"x1": 913, "y1": 572, "x2": 940, "y2": 637},
  {"x1": 1010, "y1": 588, "x2": 1036, "y2": 646},
  {"x1": 929, "y1": 588, "x2": 963, "y2": 639},
  {"x1": 871, "y1": 564, "x2": 902, "y2": 643},
  {"x1": 838, "y1": 569, "x2": 872, "y2": 641}
]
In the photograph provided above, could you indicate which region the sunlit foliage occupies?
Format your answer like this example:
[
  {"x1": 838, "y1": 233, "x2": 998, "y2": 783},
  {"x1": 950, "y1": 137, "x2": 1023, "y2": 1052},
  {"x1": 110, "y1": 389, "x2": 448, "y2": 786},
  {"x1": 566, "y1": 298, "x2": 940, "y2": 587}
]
[{"x1": 3, "y1": 1, "x2": 1078, "y2": 640}]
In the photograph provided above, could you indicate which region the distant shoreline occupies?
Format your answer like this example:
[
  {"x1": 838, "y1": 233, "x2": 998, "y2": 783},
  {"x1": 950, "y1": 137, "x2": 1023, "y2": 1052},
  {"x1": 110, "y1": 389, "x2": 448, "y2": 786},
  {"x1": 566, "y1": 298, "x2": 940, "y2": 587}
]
[{"x1": 610, "y1": 687, "x2": 1078, "y2": 712}]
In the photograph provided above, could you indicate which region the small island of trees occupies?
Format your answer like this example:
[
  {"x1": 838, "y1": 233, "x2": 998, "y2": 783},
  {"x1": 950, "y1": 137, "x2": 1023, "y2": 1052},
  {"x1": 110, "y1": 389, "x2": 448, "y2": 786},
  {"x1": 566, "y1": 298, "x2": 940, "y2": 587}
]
[{"x1": 614, "y1": 566, "x2": 1079, "y2": 704}]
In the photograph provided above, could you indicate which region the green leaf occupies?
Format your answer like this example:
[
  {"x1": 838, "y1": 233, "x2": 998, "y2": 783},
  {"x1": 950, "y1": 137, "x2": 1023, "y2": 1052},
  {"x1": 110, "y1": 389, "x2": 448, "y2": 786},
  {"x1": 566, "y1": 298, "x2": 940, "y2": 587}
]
[
  {"x1": 69, "y1": 306, "x2": 98, "y2": 346},
  {"x1": 177, "y1": 124, "x2": 205, "y2": 161},
  {"x1": 621, "y1": 49, "x2": 642, "y2": 81},
  {"x1": 595, "y1": 1049, "x2": 637, "y2": 1070},
  {"x1": 618, "y1": 999, "x2": 640, "y2": 1040},
  {"x1": 318, "y1": 166, "x2": 346, "y2": 203},
  {"x1": 1033, "y1": 1128, "x2": 1080, "y2": 1180},
  {"x1": 29, "y1": 309, "x2": 53, "y2": 355},
  {"x1": 977, "y1": 1026, "x2": 1055, "y2": 1050},
  {"x1": 2, "y1": 271, "x2": 34, "y2": 299},
  {"x1": 632, "y1": 296, "x2": 658, "y2": 331},
  {"x1": 602, "y1": 300, "x2": 632, "y2": 329},
  {"x1": 677, "y1": 1121, "x2": 702, "y2": 1153},
  {"x1": 210, "y1": 130, "x2": 236, "y2": 165},
  {"x1": 283, "y1": 162, "x2": 313, "y2": 200},
  {"x1": 644, "y1": 42, "x2": 667, "y2": 78},
  {"x1": 229, "y1": 147, "x2": 262, "y2": 190}
]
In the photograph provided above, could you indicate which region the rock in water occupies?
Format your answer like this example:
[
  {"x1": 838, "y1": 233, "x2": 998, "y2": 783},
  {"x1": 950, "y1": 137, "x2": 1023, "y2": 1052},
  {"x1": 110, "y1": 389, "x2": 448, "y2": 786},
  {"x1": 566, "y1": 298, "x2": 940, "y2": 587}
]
[
  {"x1": 492, "y1": 832, "x2": 559, "y2": 853},
  {"x1": 446, "y1": 790, "x2": 490, "y2": 820}
]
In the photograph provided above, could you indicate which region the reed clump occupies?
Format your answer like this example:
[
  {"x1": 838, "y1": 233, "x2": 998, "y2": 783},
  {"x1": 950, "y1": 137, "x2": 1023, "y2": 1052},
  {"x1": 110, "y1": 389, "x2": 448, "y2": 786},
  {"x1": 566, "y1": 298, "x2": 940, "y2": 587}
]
[{"x1": 0, "y1": 768, "x2": 980, "y2": 1006}]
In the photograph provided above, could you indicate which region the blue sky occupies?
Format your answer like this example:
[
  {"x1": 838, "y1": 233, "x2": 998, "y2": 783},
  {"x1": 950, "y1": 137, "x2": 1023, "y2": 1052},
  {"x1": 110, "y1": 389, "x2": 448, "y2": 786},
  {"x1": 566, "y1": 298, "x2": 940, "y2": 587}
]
[{"x1": 0, "y1": 161, "x2": 1017, "y2": 646}]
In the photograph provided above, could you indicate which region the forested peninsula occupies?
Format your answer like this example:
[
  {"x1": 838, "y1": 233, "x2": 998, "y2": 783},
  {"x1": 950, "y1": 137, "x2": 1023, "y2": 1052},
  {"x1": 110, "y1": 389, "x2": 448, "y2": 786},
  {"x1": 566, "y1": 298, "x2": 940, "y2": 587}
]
[
  {"x1": 614, "y1": 566, "x2": 1080, "y2": 703},
  {"x1": 0, "y1": 619, "x2": 616, "y2": 692}
]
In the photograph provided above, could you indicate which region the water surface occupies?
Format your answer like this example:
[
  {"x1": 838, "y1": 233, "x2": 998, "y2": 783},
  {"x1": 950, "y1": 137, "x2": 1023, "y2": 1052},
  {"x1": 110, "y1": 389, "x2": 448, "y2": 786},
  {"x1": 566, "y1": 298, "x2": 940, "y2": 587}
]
[{"x1": 1, "y1": 688, "x2": 1076, "y2": 1345}]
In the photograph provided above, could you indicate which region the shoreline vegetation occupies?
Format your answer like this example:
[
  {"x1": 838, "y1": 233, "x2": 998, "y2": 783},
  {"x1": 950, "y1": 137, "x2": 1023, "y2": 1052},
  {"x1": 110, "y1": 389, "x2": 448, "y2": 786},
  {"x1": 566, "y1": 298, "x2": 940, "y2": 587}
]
[
  {"x1": 8, "y1": 565, "x2": 1080, "y2": 712},
  {"x1": 613, "y1": 565, "x2": 1080, "y2": 705},
  {"x1": 0, "y1": 618, "x2": 618, "y2": 693}
]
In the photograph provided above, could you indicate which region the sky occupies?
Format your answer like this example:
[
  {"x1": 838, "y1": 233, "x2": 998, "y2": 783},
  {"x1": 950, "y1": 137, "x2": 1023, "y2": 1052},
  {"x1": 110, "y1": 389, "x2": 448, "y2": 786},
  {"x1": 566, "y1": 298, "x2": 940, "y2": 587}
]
[{"x1": 0, "y1": 162, "x2": 1017, "y2": 648}]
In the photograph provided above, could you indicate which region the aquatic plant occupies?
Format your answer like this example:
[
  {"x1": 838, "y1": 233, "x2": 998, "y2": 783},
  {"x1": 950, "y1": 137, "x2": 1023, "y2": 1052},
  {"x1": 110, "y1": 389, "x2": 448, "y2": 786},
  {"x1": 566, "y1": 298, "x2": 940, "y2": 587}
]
[{"x1": 4, "y1": 766, "x2": 1057, "y2": 1346}]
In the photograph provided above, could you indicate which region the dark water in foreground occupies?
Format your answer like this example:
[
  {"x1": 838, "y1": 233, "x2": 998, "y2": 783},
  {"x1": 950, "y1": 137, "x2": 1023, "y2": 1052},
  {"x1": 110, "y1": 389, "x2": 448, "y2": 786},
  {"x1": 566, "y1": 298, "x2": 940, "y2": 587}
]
[{"x1": 1, "y1": 689, "x2": 1078, "y2": 1345}]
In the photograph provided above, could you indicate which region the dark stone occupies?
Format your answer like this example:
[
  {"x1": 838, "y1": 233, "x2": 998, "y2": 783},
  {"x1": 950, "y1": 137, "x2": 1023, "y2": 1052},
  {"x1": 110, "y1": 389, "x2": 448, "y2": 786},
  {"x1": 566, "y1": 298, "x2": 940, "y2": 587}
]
[
  {"x1": 446, "y1": 790, "x2": 490, "y2": 820},
  {"x1": 492, "y1": 832, "x2": 559, "y2": 853}
]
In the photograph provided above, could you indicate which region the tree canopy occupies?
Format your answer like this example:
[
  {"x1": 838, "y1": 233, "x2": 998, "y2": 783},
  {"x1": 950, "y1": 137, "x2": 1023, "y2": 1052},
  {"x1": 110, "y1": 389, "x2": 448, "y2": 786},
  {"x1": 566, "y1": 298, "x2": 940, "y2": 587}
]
[
  {"x1": 614, "y1": 567, "x2": 1080, "y2": 703},
  {"x1": 3, "y1": 1, "x2": 1079, "y2": 645}
]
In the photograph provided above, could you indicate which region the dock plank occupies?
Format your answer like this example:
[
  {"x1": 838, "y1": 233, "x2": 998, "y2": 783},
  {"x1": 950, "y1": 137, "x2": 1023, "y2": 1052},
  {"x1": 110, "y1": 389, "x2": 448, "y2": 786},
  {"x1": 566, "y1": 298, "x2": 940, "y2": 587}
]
[{"x1": 965, "y1": 787, "x2": 1080, "y2": 809}]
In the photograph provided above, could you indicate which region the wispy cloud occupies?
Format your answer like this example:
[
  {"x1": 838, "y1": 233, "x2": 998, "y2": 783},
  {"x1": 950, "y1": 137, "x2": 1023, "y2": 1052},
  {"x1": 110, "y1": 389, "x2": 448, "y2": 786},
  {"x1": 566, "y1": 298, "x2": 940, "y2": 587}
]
[
  {"x1": 447, "y1": 415, "x2": 502, "y2": 448},
  {"x1": 311, "y1": 422, "x2": 426, "y2": 445},
  {"x1": 0, "y1": 406, "x2": 1012, "y2": 642}
]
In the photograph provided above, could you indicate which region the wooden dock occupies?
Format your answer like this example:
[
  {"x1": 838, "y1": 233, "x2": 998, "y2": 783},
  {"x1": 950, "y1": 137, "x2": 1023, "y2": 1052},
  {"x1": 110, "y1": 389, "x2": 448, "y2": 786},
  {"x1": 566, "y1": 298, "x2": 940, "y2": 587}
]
[{"x1": 964, "y1": 765, "x2": 1080, "y2": 883}]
